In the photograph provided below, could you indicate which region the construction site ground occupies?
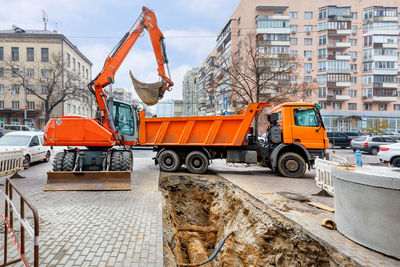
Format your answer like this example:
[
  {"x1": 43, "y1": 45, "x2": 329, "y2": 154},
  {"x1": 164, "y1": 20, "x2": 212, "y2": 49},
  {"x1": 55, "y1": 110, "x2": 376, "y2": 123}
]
[{"x1": 0, "y1": 148, "x2": 399, "y2": 266}]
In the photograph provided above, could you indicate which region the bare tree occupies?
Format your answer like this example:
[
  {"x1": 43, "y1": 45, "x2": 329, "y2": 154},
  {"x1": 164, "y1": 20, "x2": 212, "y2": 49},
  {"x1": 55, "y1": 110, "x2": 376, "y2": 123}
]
[
  {"x1": 4, "y1": 53, "x2": 88, "y2": 123},
  {"x1": 213, "y1": 33, "x2": 317, "y2": 135}
]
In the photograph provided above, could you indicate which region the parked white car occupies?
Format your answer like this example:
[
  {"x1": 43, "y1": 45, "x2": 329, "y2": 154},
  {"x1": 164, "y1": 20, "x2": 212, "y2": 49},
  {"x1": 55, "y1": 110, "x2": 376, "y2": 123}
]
[
  {"x1": 377, "y1": 142, "x2": 400, "y2": 167},
  {"x1": 0, "y1": 131, "x2": 52, "y2": 169}
]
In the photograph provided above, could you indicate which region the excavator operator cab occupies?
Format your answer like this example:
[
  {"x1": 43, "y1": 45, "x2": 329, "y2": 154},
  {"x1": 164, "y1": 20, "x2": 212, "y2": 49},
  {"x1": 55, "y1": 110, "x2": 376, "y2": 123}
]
[{"x1": 109, "y1": 98, "x2": 138, "y2": 142}]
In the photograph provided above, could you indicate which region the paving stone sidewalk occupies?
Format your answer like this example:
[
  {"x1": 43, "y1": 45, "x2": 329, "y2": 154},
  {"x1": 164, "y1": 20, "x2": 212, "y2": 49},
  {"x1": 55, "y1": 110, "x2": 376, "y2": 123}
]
[
  {"x1": 0, "y1": 154, "x2": 163, "y2": 267},
  {"x1": 210, "y1": 159, "x2": 400, "y2": 267}
]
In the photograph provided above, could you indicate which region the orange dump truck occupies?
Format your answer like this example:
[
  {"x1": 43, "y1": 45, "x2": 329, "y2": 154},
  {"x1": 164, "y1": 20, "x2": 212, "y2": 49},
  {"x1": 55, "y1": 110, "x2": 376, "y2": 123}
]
[{"x1": 139, "y1": 102, "x2": 329, "y2": 177}]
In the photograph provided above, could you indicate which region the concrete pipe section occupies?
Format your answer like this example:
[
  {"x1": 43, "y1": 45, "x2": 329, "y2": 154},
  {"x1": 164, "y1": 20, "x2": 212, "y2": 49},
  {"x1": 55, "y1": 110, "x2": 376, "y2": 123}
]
[{"x1": 332, "y1": 166, "x2": 400, "y2": 259}]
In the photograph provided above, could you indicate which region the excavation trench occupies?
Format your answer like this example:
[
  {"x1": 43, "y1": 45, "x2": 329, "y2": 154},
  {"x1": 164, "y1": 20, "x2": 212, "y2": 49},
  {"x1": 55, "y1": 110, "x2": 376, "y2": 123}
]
[{"x1": 160, "y1": 173, "x2": 355, "y2": 267}]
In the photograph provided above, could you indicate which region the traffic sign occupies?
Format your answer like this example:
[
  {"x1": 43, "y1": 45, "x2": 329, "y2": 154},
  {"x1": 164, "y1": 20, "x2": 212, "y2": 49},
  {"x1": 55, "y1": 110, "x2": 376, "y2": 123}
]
[
  {"x1": 362, "y1": 114, "x2": 367, "y2": 120},
  {"x1": 24, "y1": 105, "x2": 28, "y2": 110}
]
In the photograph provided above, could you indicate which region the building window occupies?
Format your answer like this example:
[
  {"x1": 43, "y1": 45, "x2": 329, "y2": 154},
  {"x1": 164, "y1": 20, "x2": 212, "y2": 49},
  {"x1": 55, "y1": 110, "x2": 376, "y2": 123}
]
[
  {"x1": 12, "y1": 101, "x2": 19, "y2": 109},
  {"x1": 73, "y1": 105, "x2": 76, "y2": 113},
  {"x1": 12, "y1": 85, "x2": 19, "y2": 95},
  {"x1": 82, "y1": 66, "x2": 85, "y2": 77},
  {"x1": 0, "y1": 101, "x2": 3, "y2": 109},
  {"x1": 26, "y1": 47, "x2": 34, "y2": 61},
  {"x1": 318, "y1": 48, "x2": 327, "y2": 58},
  {"x1": 66, "y1": 53, "x2": 71, "y2": 67},
  {"x1": 363, "y1": 103, "x2": 372, "y2": 110},
  {"x1": 41, "y1": 85, "x2": 49, "y2": 94},
  {"x1": 350, "y1": 64, "x2": 357, "y2": 71},
  {"x1": 378, "y1": 104, "x2": 387, "y2": 111},
  {"x1": 78, "y1": 62, "x2": 81, "y2": 74},
  {"x1": 26, "y1": 68, "x2": 34, "y2": 78},
  {"x1": 11, "y1": 47, "x2": 19, "y2": 61},
  {"x1": 304, "y1": 50, "x2": 312, "y2": 59},
  {"x1": 318, "y1": 74, "x2": 326, "y2": 84},
  {"x1": 364, "y1": 35, "x2": 372, "y2": 47},
  {"x1": 10, "y1": 117, "x2": 20, "y2": 125},
  {"x1": 290, "y1": 38, "x2": 297, "y2": 45},
  {"x1": 333, "y1": 89, "x2": 342, "y2": 95},
  {"x1": 0, "y1": 47, "x2": 3, "y2": 61},
  {"x1": 304, "y1": 76, "x2": 312, "y2": 83},
  {"x1": 350, "y1": 77, "x2": 357, "y2": 83},
  {"x1": 318, "y1": 61, "x2": 326, "y2": 71},
  {"x1": 86, "y1": 69, "x2": 89, "y2": 78},
  {"x1": 349, "y1": 51, "x2": 357, "y2": 59},
  {"x1": 319, "y1": 102, "x2": 327, "y2": 109},
  {"x1": 318, "y1": 35, "x2": 327, "y2": 46},
  {"x1": 363, "y1": 88, "x2": 372, "y2": 98},
  {"x1": 352, "y1": 12, "x2": 357, "y2": 19},
  {"x1": 318, "y1": 9, "x2": 326, "y2": 20},
  {"x1": 304, "y1": 38, "x2": 312, "y2": 45},
  {"x1": 350, "y1": 39, "x2": 357, "y2": 46},
  {"x1": 363, "y1": 75, "x2": 372, "y2": 85},
  {"x1": 290, "y1": 50, "x2": 297, "y2": 57},
  {"x1": 41, "y1": 48, "x2": 49, "y2": 62},
  {"x1": 67, "y1": 104, "x2": 71, "y2": 113},
  {"x1": 27, "y1": 101, "x2": 35, "y2": 110},
  {"x1": 304, "y1": 12, "x2": 313, "y2": 19},
  {"x1": 318, "y1": 87, "x2": 327, "y2": 97},
  {"x1": 73, "y1": 58, "x2": 76, "y2": 71},
  {"x1": 290, "y1": 25, "x2": 297, "y2": 33},
  {"x1": 289, "y1": 12, "x2": 298, "y2": 19},
  {"x1": 26, "y1": 85, "x2": 34, "y2": 94},
  {"x1": 348, "y1": 103, "x2": 357, "y2": 110},
  {"x1": 0, "y1": 84, "x2": 4, "y2": 93},
  {"x1": 349, "y1": 90, "x2": 357, "y2": 97},
  {"x1": 318, "y1": 22, "x2": 327, "y2": 31},
  {"x1": 11, "y1": 68, "x2": 19, "y2": 77},
  {"x1": 304, "y1": 25, "x2": 312, "y2": 33},
  {"x1": 304, "y1": 63, "x2": 312, "y2": 72},
  {"x1": 333, "y1": 103, "x2": 342, "y2": 109},
  {"x1": 0, "y1": 68, "x2": 3, "y2": 77},
  {"x1": 41, "y1": 69, "x2": 50, "y2": 78},
  {"x1": 394, "y1": 104, "x2": 400, "y2": 110}
]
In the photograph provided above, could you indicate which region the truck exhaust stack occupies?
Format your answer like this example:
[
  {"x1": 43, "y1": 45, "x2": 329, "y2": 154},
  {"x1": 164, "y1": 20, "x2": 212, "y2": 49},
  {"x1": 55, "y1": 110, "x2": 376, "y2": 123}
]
[{"x1": 130, "y1": 70, "x2": 163, "y2": 106}]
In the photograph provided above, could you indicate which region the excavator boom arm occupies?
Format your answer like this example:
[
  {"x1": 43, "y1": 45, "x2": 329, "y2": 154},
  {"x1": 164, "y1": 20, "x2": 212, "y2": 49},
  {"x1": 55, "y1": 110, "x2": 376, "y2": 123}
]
[{"x1": 91, "y1": 6, "x2": 173, "y2": 133}]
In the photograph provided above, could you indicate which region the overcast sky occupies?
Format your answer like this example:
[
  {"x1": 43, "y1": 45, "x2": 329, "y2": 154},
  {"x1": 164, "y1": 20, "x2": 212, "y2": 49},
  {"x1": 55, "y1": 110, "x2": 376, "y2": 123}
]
[{"x1": 0, "y1": 0, "x2": 241, "y2": 103}]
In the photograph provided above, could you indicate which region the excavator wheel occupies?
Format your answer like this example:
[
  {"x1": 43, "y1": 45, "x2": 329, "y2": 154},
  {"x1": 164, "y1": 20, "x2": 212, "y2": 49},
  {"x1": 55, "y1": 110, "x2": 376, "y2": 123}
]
[
  {"x1": 52, "y1": 152, "x2": 65, "y2": 171},
  {"x1": 120, "y1": 151, "x2": 132, "y2": 171},
  {"x1": 111, "y1": 151, "x2": 122, "y2": 171},
  {"x1": 62, "y1": 152, "x2": 76, "y2": 171}
]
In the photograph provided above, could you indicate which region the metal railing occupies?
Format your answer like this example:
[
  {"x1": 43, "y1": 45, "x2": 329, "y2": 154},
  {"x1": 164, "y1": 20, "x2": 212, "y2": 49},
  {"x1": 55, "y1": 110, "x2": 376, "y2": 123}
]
[{"x1": 0, "y1": 178, "x2": 39, "y2": 267}]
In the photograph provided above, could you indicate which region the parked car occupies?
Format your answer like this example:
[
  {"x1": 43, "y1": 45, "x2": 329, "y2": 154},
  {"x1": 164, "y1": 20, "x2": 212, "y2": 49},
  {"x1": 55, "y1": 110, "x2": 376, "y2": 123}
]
[
  {"x1": 378, "y1": 142, "x2": 400, "y2": 167},
  {"x1": 342, "y1": 131, "x2": 363, "y2": 139},
  {"x1": 3, "y1": 125, "x2": 40, "y2": 135},
  {"x1": 0, "y1": 131, "x2": 51, "y2": 169},
  {"x1": 350, "y1": 135, "x2": 397, "y2": 155},
  {"x1": 327, "y1": 132, "x2": 352, "y2": 148}
]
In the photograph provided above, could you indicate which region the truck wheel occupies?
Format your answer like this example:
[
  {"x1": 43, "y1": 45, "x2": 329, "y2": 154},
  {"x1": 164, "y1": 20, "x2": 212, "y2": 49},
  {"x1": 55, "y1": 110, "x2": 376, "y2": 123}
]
[
  {"x1": 120, "y1": 151, "x2": 132, "y2": 171},
  {"x1": 111, "y1": 151, "x2": 122, "y2": 171},
  {"x1": 185, "y1": 151, "x2": 208, "y2": 174},
  {"x1": 277, "y1": 152, "x2": 306, "y2": 178},
  {"x1": 158, "y1": 150, "x2": 180, "y2": 172},
  {"x1": 62, "y1": 152, "x2": 76, "y2": 171},
  {"x1": 52, "y1": 152, "x2": 65, "y2": 171}
]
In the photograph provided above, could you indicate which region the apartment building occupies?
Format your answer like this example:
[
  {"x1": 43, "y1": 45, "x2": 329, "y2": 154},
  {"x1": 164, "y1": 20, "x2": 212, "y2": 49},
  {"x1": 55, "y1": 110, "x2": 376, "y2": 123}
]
[
  {"x1": 0, "y1": 26, "x2": 93, "y2": 129},
  {"x1": 199, "y1": 0, "x2": 400, "y2": 132},
  {"x1": 105, "y1": 87, "x2": 133, "y2": 103},
  {"x1": 182, "y1": 68, "x2": 200, "y2": 116},
  {"x1": 156, "y1": 99, "x2": 183, "y2": 117}
]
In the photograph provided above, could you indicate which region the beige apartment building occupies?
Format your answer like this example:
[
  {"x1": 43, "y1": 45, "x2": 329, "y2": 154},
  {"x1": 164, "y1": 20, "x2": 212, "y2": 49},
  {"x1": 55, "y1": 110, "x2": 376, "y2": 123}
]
[
  {"x1": 199, "y1": 0, "x2": 400, "y2": 132},
  {"x1": 0, "y1": 26, "x2": 93, "y2": 129}
]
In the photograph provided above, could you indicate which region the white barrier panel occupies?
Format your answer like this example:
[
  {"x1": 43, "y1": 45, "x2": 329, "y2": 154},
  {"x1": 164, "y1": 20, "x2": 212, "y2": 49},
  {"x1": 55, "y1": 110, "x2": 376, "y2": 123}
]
[
  {"x1": 315, "y1": 158, "x2": 337, "y2": 196},
  {"x1": 0, "y1": 150, "x2": 24, "y2": 177}
]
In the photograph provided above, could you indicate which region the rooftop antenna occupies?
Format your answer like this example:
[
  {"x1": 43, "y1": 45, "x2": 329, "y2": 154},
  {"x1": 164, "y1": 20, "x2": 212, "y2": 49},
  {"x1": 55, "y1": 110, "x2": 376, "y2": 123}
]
[{"x1": 42, "y1": 10, "x2": 48, "y2": 31}]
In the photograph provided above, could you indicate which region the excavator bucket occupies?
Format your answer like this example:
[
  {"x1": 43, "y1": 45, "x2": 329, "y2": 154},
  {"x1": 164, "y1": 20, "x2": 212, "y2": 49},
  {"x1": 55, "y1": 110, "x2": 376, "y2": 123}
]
[
  {"x1": 130, "y1": 70, "x2": 163, "y2": 106},
  {"x1": 45, "y1": 171, "x2": 131, "y2": 191}
]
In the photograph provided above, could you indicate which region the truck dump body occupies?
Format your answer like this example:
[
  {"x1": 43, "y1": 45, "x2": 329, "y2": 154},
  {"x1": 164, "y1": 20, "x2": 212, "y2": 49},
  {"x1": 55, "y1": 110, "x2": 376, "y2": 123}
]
[{"x1": 139, "y1": 103, "x2": 267, "y2": 146}]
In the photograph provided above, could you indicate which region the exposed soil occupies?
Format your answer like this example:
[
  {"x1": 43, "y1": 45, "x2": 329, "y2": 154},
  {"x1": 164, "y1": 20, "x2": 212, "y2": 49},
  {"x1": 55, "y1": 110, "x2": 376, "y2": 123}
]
[{"x1": 160, "y1": 172, "x2": 356, "y2": 267}]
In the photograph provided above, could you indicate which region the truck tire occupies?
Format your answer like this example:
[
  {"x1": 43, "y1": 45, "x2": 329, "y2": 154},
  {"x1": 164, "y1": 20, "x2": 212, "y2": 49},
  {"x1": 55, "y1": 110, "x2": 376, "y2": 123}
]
[
  {"x1": 158, "y1": 150, "x2": 180, "y2": 172},
  {"x1": 62, "y1": 152, "x2": 76, "y2": 171},
  {"x1": 52, "y1": 152, "x2": 65, "y2": 171},
  {"x1": 185, "y1": 151, "x2": 208, "y2": 174},
  {"x1": 121, "y1": 151, "x2": 132, "y2": 171},
  {"x1": 277, "y1": 152, "x2": 306, "y2": 178}
]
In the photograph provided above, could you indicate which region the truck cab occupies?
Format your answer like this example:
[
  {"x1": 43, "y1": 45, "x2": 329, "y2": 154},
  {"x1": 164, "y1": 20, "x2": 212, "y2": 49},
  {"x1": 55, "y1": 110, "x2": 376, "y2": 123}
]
[{"x1": 266, "y1": 102, "x2": 329, "y2": 177}]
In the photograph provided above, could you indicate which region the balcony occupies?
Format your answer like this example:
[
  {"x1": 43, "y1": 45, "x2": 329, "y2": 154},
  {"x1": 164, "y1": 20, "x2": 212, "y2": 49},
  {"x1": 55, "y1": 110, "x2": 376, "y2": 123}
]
[
  {"x1": 333, "y1": 42, "x2": 351, "y2": 49},
  {"x1": 374, "y1": 16, "x2": 398, "y2": 22},
  {"x1": 327, "y1": 29, "x2": 351, "y2": 36},
  {"x1": 256, "y1": 27, "x2": 291, "y2": 34},
  {"x1": 327, "y1": 81, "x2": 350, "y2": 87},
  {"x1": 327, "y1": 94, "x2": 350, "y2": 101},
  {"x1": 373, "y1": 82, "x2": 398, "y2": 89},
  {"x1": 372, "y1": 96, "x2": 397, "y2": 102}
]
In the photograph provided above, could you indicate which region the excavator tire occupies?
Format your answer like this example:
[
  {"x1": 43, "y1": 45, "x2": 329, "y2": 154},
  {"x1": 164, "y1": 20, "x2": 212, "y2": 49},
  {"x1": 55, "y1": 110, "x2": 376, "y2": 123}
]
[
  {"x1": 62, "y1": 152, "x2": 76, "y2": 171},
  {"x1": 52, "y1": 152, "x2": 65, "y2": 171},
  {"x1": 111, "y1": 151, "x2": 122, "y2": 171},
  {"x1": 120, "y1": 151, "x2": 132, "y2": 171}
]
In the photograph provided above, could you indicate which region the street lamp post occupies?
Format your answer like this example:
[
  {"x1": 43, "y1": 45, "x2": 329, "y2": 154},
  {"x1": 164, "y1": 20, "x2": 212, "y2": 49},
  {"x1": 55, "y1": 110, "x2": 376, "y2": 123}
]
[{"x1": 23, "y1": 66, "x2": 27, "y2": 125}]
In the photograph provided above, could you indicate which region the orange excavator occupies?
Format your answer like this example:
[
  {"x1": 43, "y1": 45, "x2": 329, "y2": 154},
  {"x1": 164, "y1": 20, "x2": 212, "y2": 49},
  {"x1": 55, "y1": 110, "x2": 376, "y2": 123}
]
[{"x1": 43, "y1": 6, "x2": 173, "y2": 190}]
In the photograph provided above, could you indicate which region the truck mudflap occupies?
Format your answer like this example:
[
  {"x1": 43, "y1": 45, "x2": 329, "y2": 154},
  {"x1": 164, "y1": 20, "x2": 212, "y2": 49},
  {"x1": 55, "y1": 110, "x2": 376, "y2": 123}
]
[{"x1": 45, "y1": 171, "x2": 131, "y2": 191}]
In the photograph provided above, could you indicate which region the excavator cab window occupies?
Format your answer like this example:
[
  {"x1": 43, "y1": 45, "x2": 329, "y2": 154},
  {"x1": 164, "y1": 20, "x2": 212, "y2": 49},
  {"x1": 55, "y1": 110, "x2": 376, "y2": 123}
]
[{"x1": 113, "y1": 101, "x2": 135, "y2": 136}]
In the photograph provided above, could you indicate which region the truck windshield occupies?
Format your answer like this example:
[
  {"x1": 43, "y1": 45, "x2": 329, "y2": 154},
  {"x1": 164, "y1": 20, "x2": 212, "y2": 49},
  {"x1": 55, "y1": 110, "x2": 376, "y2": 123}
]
[
  {"x1": 113, "y1": 102, "x2": 134, "y2": 136},
  {"x1": 293, "y1": 108, "x2": 319, "y2": 127}
]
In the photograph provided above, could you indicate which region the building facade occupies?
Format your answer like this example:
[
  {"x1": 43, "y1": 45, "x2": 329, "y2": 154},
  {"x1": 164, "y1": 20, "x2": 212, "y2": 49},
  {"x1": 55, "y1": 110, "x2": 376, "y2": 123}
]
[
  {"x1": 0, "y1": 26, "x2": 93, "y2": 129},
  {"x1": 156, "y1": 99, "x2": 183, "y2": 117},
  {"x1": 199, "y1": 0, "x2": 400, "y2": 132},
  {"x1": 105, "y1": 87, "x2": 133, "y2": 103},
  {"x1": 182, "y1": 68, "x2": 199, "y2": 116}
]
